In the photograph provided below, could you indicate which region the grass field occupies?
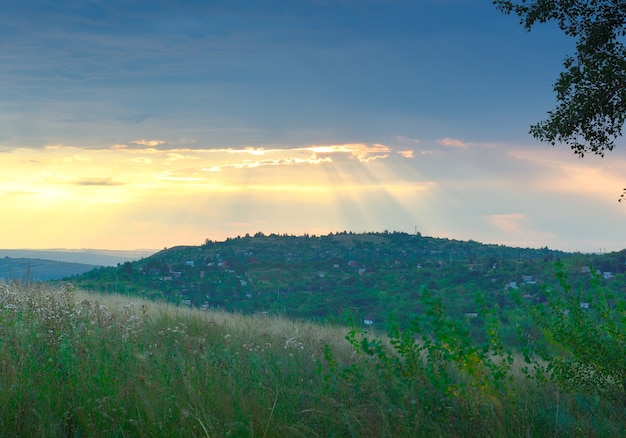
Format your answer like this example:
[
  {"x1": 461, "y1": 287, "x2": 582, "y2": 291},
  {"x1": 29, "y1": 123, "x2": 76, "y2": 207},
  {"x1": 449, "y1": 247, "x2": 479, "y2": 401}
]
[{"x1": 0, "y1": 281, "x2": 624, "y2": 437}]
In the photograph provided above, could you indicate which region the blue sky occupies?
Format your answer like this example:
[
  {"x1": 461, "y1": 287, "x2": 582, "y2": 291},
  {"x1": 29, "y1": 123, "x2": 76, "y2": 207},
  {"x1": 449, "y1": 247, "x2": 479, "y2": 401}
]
[
  {"x1": 2, "y1": 0, "x2": 568, "y2": 147},
  {"x1": 1, "y1": 0, "x2": 625, "y2": 252}
]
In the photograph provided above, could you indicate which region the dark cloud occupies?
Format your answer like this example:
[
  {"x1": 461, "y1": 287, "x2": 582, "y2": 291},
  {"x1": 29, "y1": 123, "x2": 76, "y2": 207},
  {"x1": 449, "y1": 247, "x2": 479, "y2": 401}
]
[{"x1": 74, "y1": 178, "x2": 124, "y2": 186}]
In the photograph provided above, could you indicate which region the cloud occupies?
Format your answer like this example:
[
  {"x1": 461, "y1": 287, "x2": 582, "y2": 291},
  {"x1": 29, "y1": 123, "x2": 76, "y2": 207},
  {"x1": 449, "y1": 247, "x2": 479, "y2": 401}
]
[
  {"x1": 164, "y1": 152, "x2": 198, "y2": 163},
  {"x1": 395, "y1": 136, "x2": 421, "y2": 147},
  {"x1": 74, "y1": 178, "x2": 124, "y2": 186},
  {"x1": 131, "y1": 139, "x2": 165, "y2": 147},
  {"x1": 438, "y1": 137, "x2": 469, "y2": 148},
  {"x1": 397, "y1": 150, "x2": 414, "y2": 158},
  {"x1": 308, "y1": 144, "x2": 391, "y2": 162},
  {"x1": 51, "y1": 154, "x2": 92, "y2": 163},
  {"x1": 0, "y1": 190, "x2": 39, "y2": 197},
  {"x1": 201, "y1": 144, "x2": 391, "y2": 163},
  {"x1": 131, "y1": 157, "x2": 153, "y2": 164},
  {"x1": 486, "y1": 213, "x2": 526, "y2": 234},
  {"x1": 129, "y1": 143, "x2": 394, "y2": 172},
  {"x1": 200, "y1": 155, "x2": 332, "y2": 172},
  {"x1": 44, "y1": 144, "x2": 79, "y2": 151},
  {"x1": 223, "y1": 147, "x2": 268, "y2": 156},
  {"x1": 506, "y1": 147, "x2": 626, "y2": 201}
]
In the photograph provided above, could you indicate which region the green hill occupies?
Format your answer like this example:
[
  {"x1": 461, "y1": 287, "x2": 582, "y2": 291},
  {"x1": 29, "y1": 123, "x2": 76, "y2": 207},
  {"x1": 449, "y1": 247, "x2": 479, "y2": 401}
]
[{"x1": 67, "y1": 231, "x2": 626, "y2": 328}]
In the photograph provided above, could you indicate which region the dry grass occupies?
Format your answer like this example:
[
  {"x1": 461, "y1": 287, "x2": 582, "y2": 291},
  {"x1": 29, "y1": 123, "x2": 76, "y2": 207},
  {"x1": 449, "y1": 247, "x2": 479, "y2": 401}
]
[{"x1": 1, "y1": 281, "x2": 624, "y2": 437}]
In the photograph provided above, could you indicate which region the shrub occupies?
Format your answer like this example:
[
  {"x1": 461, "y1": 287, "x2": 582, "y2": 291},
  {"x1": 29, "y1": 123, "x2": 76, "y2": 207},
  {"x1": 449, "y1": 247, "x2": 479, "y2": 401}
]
[{"x1": 519, "y1": 263, "x2": 626, "y2": 407}]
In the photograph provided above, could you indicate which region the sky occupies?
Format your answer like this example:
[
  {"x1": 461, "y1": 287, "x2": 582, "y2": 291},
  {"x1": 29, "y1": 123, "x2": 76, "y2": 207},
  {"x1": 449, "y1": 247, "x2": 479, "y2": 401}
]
[{"x1": 1, "y1": 0, "x2": 626, "y2": 253}]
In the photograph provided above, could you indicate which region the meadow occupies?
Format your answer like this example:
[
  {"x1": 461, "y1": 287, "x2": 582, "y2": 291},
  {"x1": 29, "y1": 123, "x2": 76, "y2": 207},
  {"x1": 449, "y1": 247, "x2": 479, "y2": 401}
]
[{"x1": 0, "y1": 281, "x2": 624, "y2": 437}]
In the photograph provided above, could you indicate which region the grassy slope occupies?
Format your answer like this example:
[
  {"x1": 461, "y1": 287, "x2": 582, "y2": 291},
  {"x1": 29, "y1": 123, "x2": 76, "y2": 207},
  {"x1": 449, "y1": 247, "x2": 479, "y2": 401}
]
[{"x1": 0, "y1": 282, "x2": 624, "y2": 437}]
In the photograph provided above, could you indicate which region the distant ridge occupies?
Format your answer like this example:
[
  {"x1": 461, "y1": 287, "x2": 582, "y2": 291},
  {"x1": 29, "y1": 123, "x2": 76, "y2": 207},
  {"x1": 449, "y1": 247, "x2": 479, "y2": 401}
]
[
  {"x1": 0, "y1": 258, "x2": 97, "y2": 282},
  {"x1": 0, "y1": 249, "x2": 157, "y2": 267}
]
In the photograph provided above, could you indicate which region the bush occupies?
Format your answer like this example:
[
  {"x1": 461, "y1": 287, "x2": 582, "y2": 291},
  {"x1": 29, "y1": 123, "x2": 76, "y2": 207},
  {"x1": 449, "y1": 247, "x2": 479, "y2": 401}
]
[{"x1": 519, "y1": 263, "x2": 626, "y2": 407}]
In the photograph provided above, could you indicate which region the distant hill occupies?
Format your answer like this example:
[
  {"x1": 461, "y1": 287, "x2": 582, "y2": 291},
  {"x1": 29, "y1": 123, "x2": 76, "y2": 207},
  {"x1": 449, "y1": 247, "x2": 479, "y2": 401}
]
[
  {"x1": 68, "y1": 231, "x2": 626, "y2": 328},
  {"x1": 0, "y1": 249, "x2": 157, "y2": 267},
  {"x1": 0, "y1": 257, "x2": 98, "y2": 282}
]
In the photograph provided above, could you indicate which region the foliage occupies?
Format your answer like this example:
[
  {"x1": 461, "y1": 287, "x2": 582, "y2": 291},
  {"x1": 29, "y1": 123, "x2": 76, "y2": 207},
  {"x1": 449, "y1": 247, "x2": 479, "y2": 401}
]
[
  {"x1": 518, "y1": 263, "x2": 626, "y2": 408},
  {"x1": 2, "y1": 280, "x2": 626, "y2": 436},
  {"x1": 494, "y1": 0, "x2": 626, "y2": 156},
  {"x1": 68, "y1": 231, "x2": 626, "y2": 331},
  {"x1": 326, "y1": 291, "x2": 516, "y2": 435},
  {"x1": 318, "y1": 279, "x2": 626, "y2": 436}
]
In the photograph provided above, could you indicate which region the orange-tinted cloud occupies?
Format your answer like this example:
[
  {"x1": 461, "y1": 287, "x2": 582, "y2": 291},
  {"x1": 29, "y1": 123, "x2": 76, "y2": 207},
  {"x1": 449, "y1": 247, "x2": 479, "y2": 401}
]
[
  {"x1": 439, "y1": 137, "x2": 469, "y2": 148},
  {"x1": 131, "y1": 139, "x2": 165, "y2": 147},
  {"x1": 486, "y1": 213, "x2": 526, "y2": 234}
]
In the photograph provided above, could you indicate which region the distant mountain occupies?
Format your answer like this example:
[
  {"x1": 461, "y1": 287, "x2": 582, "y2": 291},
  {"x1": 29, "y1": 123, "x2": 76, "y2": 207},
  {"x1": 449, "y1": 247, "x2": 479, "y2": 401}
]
[
  {"x1": 0, "y1": 249, "x2": 157, "y2": 267},
  {"x1": 0, "y1": 257, "x2": 98, "y2": 282}
]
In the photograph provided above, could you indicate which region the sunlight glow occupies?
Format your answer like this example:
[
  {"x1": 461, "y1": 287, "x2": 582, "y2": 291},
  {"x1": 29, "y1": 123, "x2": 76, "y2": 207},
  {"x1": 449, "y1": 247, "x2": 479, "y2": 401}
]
[
  {"x1": 0, "y1": 142, "x2": 429, "y2": 248},
  {"x1": 4, "y1": 138, "x2": 625, "y2": 251}
]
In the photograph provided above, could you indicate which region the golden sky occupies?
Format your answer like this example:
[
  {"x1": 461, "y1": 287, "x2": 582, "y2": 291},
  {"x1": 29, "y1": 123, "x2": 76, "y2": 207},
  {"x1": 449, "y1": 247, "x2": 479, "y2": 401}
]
[
  {"x1": 2, "y1": 138, "x2": 625, "y2": 251},
  {"x1": 0, "y1": 142, "x2": 423, "y2": 249}
]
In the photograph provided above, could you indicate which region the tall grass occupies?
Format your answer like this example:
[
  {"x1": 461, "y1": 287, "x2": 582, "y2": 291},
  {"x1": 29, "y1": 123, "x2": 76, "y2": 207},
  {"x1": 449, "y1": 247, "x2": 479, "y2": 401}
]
[
  {"x1": 0, "y1": 281, "x2": 355, "y2": 437},
  {"x1": 0, "y1": 281, "x2": 624, "y2": 437}
]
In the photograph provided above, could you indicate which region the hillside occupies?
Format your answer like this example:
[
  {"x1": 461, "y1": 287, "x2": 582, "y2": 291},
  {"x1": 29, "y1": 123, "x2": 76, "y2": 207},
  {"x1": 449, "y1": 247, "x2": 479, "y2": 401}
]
[
  {"x1": 2, "y1": 281, "x2": 625, "y2": 436},
  {"x1": 68, "y1": 231, "x2": 626, "y2": 328}
]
